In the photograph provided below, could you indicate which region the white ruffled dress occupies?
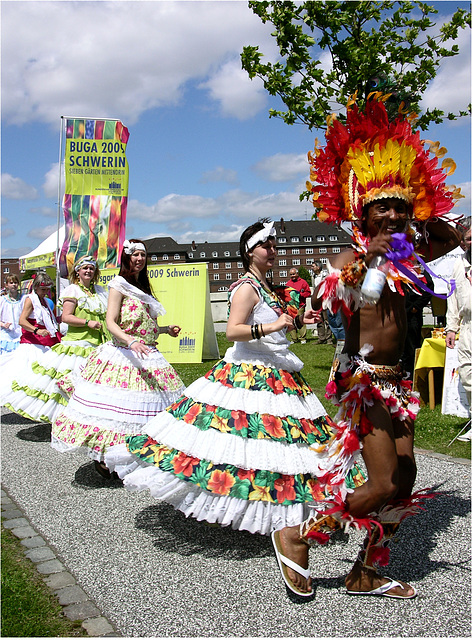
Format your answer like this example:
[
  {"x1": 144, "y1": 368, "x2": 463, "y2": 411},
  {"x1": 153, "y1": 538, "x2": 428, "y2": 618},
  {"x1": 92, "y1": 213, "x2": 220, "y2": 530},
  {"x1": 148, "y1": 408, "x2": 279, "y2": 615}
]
[
  {"x1": 105, "y1": 277, "x2": 364, "y2": 536},
  {"x1": 2, "y1": 284, "x2": 109, "y2": 423},
  {"x1": 0, "y1": 294, "x2": 24, "y2": 354},
  {"x1": 51, "y1": 276, "x2": 185, "y2": 461}
]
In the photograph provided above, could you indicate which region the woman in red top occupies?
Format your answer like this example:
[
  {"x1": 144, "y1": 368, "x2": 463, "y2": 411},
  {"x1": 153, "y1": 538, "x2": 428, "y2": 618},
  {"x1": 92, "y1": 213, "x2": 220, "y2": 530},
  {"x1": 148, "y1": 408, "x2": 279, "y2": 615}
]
[{"x1": 19, "y1": 272, "x2": 61, "y2": 347}]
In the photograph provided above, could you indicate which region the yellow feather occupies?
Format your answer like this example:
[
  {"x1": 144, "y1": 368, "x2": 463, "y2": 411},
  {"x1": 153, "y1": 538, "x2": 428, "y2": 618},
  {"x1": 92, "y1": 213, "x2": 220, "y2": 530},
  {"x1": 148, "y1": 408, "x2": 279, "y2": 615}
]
[
  {"x1": 347, "y1": 147, "x2": 375, "y2": 186},
  {"x1": 399, "y1": 143, "x2": 416, "y2": 184}
]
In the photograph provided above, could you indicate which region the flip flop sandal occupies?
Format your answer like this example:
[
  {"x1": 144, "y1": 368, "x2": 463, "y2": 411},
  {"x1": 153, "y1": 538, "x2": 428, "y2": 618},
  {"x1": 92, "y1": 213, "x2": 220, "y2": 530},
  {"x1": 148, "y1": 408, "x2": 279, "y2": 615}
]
[
  {"x1": 271, "y1": 530, "x2": 314, "y2": 598},
  {"x1": 347, "y1": 578, "x2": 417, "y2": 599}
]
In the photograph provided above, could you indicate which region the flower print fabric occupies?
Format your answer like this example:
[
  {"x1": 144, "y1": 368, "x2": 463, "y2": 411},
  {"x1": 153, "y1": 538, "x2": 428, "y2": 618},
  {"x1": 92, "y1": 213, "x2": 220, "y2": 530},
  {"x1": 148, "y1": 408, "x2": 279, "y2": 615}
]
[
  {"x1": 105, "y1": 278, "x2": 365, "y2": 536},
  {"x1": 51, "y1": 277, "x2": 184, "y2": 461}
]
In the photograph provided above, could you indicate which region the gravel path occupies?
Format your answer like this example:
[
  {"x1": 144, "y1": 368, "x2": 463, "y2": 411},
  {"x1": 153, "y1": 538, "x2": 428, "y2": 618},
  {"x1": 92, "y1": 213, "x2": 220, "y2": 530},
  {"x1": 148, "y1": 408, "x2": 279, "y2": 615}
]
[{"x1": 1, "y1": 408, "x2": 471, "y2": 638}]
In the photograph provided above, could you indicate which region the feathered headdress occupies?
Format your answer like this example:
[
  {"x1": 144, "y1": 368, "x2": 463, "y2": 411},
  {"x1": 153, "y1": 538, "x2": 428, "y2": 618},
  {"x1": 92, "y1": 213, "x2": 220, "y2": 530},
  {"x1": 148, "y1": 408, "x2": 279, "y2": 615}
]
[{"x1": 307, "y1": 93, "x2": 463, "y2": 225}]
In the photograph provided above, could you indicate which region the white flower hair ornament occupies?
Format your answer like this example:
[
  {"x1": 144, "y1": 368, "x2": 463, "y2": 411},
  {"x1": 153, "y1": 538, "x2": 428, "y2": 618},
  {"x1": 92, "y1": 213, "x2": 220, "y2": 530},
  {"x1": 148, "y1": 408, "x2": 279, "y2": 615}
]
[
  {"x1": 246, "y1": 221, "x2": 276, "y2": 252},
  {"x1": 123, "y1": 240, "x2": 146, "y2": 255}
]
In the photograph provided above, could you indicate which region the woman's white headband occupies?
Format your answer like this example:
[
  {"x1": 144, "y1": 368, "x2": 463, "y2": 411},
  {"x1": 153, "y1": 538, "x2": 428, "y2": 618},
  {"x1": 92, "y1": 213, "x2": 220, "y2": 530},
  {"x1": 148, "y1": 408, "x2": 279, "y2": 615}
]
[
  {"x1": 246, "y1": 221, "x2": 276, "y2": 252},
  {"x1": 123, "y1": 240, "x2": 146, "y2": 255}
]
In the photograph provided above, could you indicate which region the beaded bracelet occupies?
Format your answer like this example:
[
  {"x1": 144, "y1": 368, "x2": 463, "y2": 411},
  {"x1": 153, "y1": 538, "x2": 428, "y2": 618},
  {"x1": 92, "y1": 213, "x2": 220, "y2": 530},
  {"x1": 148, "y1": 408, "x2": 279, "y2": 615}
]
[
  {"x1": 340, "y1": 258, "x2": 367, "y2": 288},
  {"x1": 128, "y1": 339, "x2": 139, "y2": 348}
]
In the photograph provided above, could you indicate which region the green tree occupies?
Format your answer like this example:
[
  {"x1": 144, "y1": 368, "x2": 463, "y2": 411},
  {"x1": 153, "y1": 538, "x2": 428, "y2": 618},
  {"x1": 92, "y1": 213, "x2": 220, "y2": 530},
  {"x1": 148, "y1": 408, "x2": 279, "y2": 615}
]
[{"x1": 241, "y1": 1, "x2": 470, "y2": 130}]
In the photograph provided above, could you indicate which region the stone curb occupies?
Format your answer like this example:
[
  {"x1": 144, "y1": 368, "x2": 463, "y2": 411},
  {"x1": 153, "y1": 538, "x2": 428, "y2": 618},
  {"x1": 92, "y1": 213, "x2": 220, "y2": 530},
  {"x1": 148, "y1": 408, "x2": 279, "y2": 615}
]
[{"x1": 1, "y1": 485, "x2": 121, "y2": 637}]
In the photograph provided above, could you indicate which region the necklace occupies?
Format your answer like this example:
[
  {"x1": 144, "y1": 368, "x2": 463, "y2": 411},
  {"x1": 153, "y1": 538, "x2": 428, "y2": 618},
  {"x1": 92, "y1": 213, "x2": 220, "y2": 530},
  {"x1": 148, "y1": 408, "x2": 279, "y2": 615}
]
[
  {"x1": 78, "y1": 282, "x2": 95, "y2": 296},
  {"x1": 247, "y1": 271, "x2": 287, "y2": 314}
]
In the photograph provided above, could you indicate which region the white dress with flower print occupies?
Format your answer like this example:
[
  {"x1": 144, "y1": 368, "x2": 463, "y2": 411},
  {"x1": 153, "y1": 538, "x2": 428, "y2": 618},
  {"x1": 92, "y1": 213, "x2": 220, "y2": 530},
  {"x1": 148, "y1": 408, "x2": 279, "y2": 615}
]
[{"x1": 51, "y1": 277, "x2": 185, "y2": 461}]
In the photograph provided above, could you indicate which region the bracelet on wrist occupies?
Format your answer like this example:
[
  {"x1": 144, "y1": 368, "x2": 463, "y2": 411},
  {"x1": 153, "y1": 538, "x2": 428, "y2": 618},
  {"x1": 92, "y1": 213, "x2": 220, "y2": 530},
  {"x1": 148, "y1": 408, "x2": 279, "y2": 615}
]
[
  {"x1": 33, "y1": 327, "x2": 39, "y2": 334},
  {"x1": 128, "y1": 339, "x2": 138, "y2": 348}
]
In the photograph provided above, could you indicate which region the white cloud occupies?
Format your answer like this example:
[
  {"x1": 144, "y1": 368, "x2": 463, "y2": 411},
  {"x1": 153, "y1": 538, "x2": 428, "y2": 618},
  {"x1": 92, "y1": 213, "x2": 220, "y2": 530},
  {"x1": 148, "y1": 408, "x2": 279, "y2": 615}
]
[
  {"x1": 2, "y1": 1, "x2": 274, "y2": 126},
  {"x1": 27, "y1": 224, "x2": 58, "y2": 240},
  {"x1": 199, "y1": 59, "x2": 268, "y2": 120},
  {"x1": 42, "y1": 163, "x2": 63, "y2": 199},
  {"x1": 420, "y1": 23, "x2": 471, "y2": 115},
  {"x1": 200, "y1": 166, "x2": 239, "y2": 185},
  {"x1": 252, "y1": 153, "x2": 309, "y2": 182},
  {"x1": 1, "y1": 174, "x2": 38, "y2": 200}
]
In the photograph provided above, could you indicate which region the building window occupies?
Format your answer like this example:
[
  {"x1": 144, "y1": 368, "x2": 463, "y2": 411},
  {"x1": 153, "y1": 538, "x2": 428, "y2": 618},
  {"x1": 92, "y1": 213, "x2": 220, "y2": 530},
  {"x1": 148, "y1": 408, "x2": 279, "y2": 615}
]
[
  {"x1": 321, "y1": 258, "x2": 328, "y2": 264},
  {"x1": 213, "y1": 274, "x2": 219, "y2": 280},
  {"x1": 292, "y1": 259, "x2": 301, "y2": 266},
  {"x1": 150, "y1": 256, "x2": 157, "y2": 262},
  {"x1": 306, "y1": 258, "x2": 314, "y2": 265},
  {"x1": 278, "y1": 260, "x2": 287, "y2": 266},
  {"x1": 279, "y1": 237, "x2": 287, "y2": 243},
  {"x1": 200, "y1": 252, "x2": 206, "y2": 258},
  {"x1": 213, "y1": 263, "x2": 219, "y2": 269},
  {"x1": 238, "y1": 272, "x2": 244, "y2": 278},
  {"x1": 306, "y1": 248, "x2": 313, "y2": 254},
  {"x1": 162, "y1": 254, "x2": 168, "y2": 261},
  {"x1": 329, "y1": 235, "x2": 338, "y2": 241},
  {"x1": 290, "y1": 236, "x2": 300, "y2": 243},
  {"x1": 237, "y1": 262, "x2": 243, "y2": 268},
  {"x1": 333, "y1": 247, "x2": 341, "y2": 254},
  {"x1": 278, "y1": 249, "x2": 286, "y2": 255},
  {"x1": 303, "y1": 236, "x2": 313, "y2": 242},
  {"x1": 224, "y1": 251, "x2": 230, "y2": 257},
  {"x1": 212, "y1": 251, "x2": 218, "y2": 257},
  {"x1": 174, "y1": 254, "x2": 180, "y2": 260},
  {"x1": 188, "y1": 253, "x2": 194, "y2": 259},
  {"x1": 292, "y1": 248, "x2": 300, "y2": 255},
  {"x1": 225, "y1": 262, "x2": 231, "y2": 269},
  {"x1": 226, "y1": 273, "x2": 232, "y2": 280},
  {"x1": 279, "y1": 270, "x2": 288, "y2": 278},
  {"x1": 319, "y1": 247, "x2": 327, "y2": 254},
  {"x1": 236, "y1": 250, "x2": 240, "y2": 256},
  {"x1": 316, "y1": 235, "x2": 325, "y2": 242}
]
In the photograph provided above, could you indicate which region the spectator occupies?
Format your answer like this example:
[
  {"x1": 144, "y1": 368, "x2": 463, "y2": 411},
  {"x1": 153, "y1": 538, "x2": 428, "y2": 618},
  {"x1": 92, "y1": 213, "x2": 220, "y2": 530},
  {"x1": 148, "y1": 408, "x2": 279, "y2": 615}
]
[
  {"x1": 311, "y1": 262, "x2": 332, "y2": 344},
  {"x1": 285, "y1": 268, "x2": 311, "y2": 343},
  {"x1": 446, "y1": 220, "x2": 471, "y2": 441}
]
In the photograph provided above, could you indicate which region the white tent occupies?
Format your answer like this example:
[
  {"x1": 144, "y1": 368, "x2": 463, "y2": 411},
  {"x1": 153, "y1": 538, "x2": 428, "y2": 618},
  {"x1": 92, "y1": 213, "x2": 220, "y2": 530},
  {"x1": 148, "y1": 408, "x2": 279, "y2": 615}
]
[{"x1": 19, "y1": 226, "x2": 65, "y2": 271}]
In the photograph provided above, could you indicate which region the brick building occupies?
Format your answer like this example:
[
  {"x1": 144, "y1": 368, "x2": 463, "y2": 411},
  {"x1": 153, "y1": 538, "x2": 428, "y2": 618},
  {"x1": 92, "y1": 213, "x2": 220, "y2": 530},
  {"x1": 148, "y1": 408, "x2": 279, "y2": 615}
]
[
  {"x1": 144, "y1": 218, "x2": 351, "y2": 293},
  {"x1": 1, "y1": 258, "x2": 22, "y2": 291}
]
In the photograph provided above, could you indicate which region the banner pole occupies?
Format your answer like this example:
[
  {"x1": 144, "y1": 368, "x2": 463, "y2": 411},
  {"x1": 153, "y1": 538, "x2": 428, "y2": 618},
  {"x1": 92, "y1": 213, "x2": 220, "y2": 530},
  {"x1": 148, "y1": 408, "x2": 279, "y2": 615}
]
[{"x1": 56, "y1": 116, "x2": 64, "y2": 298}]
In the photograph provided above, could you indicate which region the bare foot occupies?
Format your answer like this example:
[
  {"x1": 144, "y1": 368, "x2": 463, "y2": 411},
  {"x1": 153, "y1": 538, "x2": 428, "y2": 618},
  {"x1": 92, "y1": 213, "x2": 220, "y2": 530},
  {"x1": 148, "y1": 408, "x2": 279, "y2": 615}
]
[
  {"x1": 278, "y1": 526, "x2": 312, "y2": 594},
  {"x1": 345, "y1": 559, "x2": 416, "y2": 598}
]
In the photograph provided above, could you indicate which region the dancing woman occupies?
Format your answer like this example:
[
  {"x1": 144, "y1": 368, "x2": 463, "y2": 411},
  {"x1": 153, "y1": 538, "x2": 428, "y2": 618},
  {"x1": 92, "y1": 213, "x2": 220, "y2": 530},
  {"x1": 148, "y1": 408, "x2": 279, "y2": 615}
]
[
  {"x1": 51, "y1": 239, "x2": 185, "y2": 478},
  {"x1": 0, "y1": 275, "x2": 24, "y2": 354},
  {"x1": 105, "y1": 220, "x2": 365, "y2": 596},
  {"x1": 2, "y1": 256, "x2": 109, "y2": 423},
  {"x1": 1, "y1": 272, "x2": 61, "y2": 409}
]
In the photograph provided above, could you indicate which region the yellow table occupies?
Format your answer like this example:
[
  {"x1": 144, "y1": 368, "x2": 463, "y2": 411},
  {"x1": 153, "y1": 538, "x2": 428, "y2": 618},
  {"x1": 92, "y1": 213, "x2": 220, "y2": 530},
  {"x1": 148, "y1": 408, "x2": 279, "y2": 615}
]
[{"x1": 414, "y1": 337, "x2": 446, "y2": 410}]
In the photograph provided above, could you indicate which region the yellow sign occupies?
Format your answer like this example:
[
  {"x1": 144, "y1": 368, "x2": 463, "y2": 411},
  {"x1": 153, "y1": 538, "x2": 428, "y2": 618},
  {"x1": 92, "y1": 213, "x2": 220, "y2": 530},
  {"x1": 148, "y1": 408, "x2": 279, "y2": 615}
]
[{"x1": 98, "y1": 263, "x2": 218, "y2": 364}]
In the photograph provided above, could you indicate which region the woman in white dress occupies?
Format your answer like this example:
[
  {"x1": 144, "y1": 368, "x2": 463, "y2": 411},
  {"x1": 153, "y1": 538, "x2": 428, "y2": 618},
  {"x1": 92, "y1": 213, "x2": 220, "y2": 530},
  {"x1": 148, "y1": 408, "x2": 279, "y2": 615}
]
[
  {"x1": 51, "y1": 240, "x2": 185, "y2": 479},
  {"x1": 105, "y1": 220, "x2": 365, "y2": 597},
  {"x1": 2, "y1": 256, "x2": 109, "y2": 423},
  {"x1": 0, "y1": 275, "x2": 24, "y2": 354}
]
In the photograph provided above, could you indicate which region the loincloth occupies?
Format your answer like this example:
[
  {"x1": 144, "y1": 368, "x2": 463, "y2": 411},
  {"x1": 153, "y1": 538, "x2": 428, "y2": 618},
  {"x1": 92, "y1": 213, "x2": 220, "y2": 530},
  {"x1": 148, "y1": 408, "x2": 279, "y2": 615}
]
[{"x1": 325, "y1": 344, "x2": 420, "y2": 437}]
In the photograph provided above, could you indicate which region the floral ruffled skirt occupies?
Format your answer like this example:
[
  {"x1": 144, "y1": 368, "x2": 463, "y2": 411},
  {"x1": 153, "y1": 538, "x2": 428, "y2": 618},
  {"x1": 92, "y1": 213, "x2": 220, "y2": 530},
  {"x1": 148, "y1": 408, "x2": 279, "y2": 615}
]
[
  {"x1": 105, "y1": 354, "x2": 365, "y2": 535},
  {"x1": 51, "y1": 341, "x2": 185, "y2": 461}
]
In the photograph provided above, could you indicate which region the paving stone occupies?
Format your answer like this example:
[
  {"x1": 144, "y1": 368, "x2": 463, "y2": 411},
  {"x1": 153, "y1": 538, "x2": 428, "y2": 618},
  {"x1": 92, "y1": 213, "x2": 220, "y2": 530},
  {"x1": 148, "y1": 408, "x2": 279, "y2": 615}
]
[
  {"x1": 44, "y1": 571, "x2": 76, "y2": 589},
  {"x1": 35, "y1": 559, "x2": 65, "y2": 575},
  {"x1": 56, "y1": 585, "x2": 89, "y2": 606},
  {"x1": 21, "y1": 535, "x2": 47, "y2": 549},
  {"x1": 25, "y1": 546, "x2": 56, "y2": 563},
  {"x1": 63, "y1": 601, "x2": 101, "y2": 621},
  {"x1": 0, "y1": 489, "x2": 6, "y2": 497},
  {"x1": 0, "y1": 496, "x2": 12, "y2": 505},
  {"x1": 1, "y1": 508, "x2": 23, "y2": 519},
  {"x1": 10, "y1": 525, "x2": 37, "y2": 539},
  {"x1": 2, "y1": 516, "x2": 29, "y2": 529},
  {"x1": 82, "y1": 617, "x2": 116, "y2": 637}
]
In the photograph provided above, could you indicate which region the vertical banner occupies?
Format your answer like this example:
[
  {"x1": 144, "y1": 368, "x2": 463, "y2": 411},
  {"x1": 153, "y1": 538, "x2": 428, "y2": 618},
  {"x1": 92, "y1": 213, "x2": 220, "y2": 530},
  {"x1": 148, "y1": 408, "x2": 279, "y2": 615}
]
[
  {"x1": 59, "y1": 118, "x2": 130, "y2": 276},
  {"x1": 97, "y1": 263, "x2": 219, "y2": 364}
]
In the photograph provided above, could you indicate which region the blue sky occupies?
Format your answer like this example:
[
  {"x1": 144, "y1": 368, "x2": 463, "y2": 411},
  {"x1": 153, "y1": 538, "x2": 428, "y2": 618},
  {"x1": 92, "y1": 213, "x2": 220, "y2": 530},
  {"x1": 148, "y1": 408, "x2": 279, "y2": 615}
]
[{"x1": 1, "y1": 0, "x2": 471, "y2": 258}]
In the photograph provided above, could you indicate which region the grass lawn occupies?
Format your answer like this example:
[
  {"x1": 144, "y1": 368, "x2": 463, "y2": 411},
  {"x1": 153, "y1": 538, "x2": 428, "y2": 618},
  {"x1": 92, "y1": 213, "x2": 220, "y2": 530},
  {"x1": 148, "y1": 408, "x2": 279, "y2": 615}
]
[
  {"x1": 1, "y1": 526, "x2": 88, "y2": 637},
  {"x1": 2, "y1": 332, "x2": 469, "y2": 636}
]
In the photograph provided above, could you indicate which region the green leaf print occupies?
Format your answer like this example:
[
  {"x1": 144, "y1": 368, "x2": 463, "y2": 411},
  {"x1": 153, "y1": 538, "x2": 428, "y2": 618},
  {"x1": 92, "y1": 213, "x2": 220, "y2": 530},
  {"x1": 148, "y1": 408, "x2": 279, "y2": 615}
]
[{"x1": 229, "y1": 477, "x2": 251, "y2": 500}]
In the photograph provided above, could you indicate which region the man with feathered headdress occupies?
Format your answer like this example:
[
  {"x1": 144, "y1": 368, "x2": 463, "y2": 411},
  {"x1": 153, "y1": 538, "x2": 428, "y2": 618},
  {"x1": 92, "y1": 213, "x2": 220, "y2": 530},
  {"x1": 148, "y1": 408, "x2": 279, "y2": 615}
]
[{"x1": 273, "y1": 94, "x2": 462, "y2": 599}]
